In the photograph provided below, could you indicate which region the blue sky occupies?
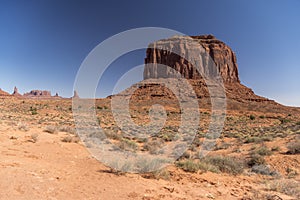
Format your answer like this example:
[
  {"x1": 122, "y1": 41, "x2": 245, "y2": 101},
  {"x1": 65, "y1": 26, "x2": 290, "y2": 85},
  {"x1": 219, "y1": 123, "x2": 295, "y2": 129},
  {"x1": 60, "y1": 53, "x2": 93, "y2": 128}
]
[{"x1": 0, "y1": 0, "x2": 299, "y2": 106}]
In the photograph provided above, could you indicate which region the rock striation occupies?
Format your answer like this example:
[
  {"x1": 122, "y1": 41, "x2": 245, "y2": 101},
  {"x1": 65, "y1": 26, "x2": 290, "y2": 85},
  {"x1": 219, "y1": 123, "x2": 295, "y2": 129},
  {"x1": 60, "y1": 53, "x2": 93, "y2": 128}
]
[{"x1": 144, "y1": 35, "x2": 239, "y2": 83}]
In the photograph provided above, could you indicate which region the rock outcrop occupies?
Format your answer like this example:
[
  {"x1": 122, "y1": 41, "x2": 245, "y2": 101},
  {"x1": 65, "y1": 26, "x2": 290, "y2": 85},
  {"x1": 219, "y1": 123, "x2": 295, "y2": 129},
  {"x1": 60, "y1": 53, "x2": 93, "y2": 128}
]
[{"x1": 144, "y1": 35, "x2": 239, "y2": 83}]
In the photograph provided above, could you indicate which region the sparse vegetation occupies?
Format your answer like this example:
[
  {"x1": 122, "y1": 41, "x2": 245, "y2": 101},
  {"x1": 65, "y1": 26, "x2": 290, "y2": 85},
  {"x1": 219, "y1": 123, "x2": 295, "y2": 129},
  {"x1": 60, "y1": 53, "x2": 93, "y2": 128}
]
[
  {"x1": 249, "y1": 115, "x2": 255, "y2": 120},
  {"x1": 44, "y1": 126, "x2": 57, "y2": 134},
  {"x1": 61, "y1": 135, "x2": 79, "y2": 143},
  {"x1": 119, "y1": 138, "x2": 138, "y2": 151},
  {"x1": 251, "y1": 164, "x2": 278, "y2": 176},
  {"x1": 254, "y1": 146, "x2": 272, "y2": 156},
  {"x1": 247, "y1": 154, "x2": 266, "y2": 167},
  {"x1": 176, "y1": 156, "x2": 244, "y2": 175},
  {"x1": 286, "y1": 139, "x2": 300, "y2": 154},
  {"x1": 268, "y1": 179, "x2": 300, "y2": 199}
]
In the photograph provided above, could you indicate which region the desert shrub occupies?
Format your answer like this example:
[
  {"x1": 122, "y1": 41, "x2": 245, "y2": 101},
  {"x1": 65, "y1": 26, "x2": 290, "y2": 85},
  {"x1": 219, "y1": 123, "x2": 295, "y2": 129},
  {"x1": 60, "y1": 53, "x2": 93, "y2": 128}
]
[
  {"x1": 176, "y1": 156, "x2": 244, "y2": 175},
  {"x1": 271, "y1": 146, "x2": 281, "y2": 152},
  {"x1": 279, "y1": 117, "x2": 291, "y2": 124},
  {"x1": 176, "y1": 160, "x2": 198, "y2": 172},
  {"x1": 153, "y1": 169, "x2": 171, "y2": 180},
  {"x1": 61, "y1": 136, "x2": 72, "y2": 143},
  {"x1": 244, "y1": 136, "x2": 272, "y2": 144},
  {"x1": 143, "y1": 140, "x2": 163, "y2": 154},
  {"x1": 44, "y1": 126, "x2": 57, "y2": 134},
  {"x1": 61, "y1": 136, "x2": 80, "y2": 143},
  {"x1": 30, "y1": 106, "x2": 38, "y2": 115},
  {"x1": 247, "y1": 154, "x2": 266, "y2": 167},
  {"x1": 137, "y1": 158, "x2": 168, "y2": 172},
  {"x1": 251, "y1": 164, "x2": 278, "y2": 176},
  {"x1": 203, "y1": 156, "x2": 245, "y2": 175},
  {"x1": 105, "y1": 130, "x2": 121, "y2": 140},
  {"x1": 119, "y1": 139, "x2": 138, "y2": 151},
  {"x1": 255, "y1": 146, "x2": 273, "y2": 156},
  {"x1": 286, "y1": 140, "x2": 300, "y2": 154},
  {"x1": 59, "y1": 126, "x2": 76, "y2": 134},
  {"x1": 249, "y1": 115, "x2": 255, "y2": 120},
  {"x1": 286, "y1": 167, "x2": 298, "y2": 178},
  {"x1": 269, "y1": 179, "x2": 300, "y2": 199},
  {"x1": 160, "y1": 132, "x2": 177, "y2": 142}
]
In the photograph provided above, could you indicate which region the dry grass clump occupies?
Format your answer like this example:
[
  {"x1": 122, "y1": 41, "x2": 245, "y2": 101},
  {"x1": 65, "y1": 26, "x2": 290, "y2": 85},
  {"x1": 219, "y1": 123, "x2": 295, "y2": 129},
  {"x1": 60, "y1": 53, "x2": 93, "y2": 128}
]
[
  {"x1": 59, "y1": 126, "x2": 76, "y2": 134},
  {"x1": 18, "y1": 124, "x2": 29, "y2": 132},
  {"x1": 176, "y1": 156, "x2": 244, "y2": 175},
  {"x1": 61, "y1": 135, "x2": 80, "y2": 143},
  {"x1": 118, "y1": 138, "x2": 138, "y2": 151},
  {"x1": 254, "y1": 146, "x2": 273, "y2": 156},
  {"x1": 251, "y1": 164, "x2": 278, "y2": 176},
  {"x1": 29, "y1": 133, "x2": 39, "y2": 143},
  {"x1": 143, "y1": 139, "x2": 163, "y2": 154},
  {"x1": 287, "y1": 137, "x2": 300, "y2": 154},
  {"x1": 268, "y1": 179, "x2": 300, "y2": 199},
  {"x1": 247, "y1": 154, "x2": 266, "y2": 167}
]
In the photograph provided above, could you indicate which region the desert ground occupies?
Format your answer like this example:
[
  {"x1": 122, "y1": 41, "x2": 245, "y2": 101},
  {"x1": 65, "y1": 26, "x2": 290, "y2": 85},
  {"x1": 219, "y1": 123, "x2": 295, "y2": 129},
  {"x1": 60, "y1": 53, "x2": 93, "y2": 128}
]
[{"x1": 0, "y1": 95, "x2": 299, "y2": 200}]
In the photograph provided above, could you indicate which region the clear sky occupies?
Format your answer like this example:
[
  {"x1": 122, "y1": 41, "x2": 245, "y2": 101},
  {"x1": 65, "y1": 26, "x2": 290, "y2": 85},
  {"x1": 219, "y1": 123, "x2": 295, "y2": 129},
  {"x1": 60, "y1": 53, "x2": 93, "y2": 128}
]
[{"x1": 0, "y1": 0, "x2": 299, "y2": 106}]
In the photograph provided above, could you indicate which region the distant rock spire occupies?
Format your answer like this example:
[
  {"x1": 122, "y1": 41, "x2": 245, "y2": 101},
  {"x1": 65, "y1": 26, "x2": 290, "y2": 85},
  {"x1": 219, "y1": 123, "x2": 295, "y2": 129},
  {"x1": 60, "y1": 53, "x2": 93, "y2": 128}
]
[
  {"x1": 12, "y1": 86, "x2": 21, "y2": 96},
  {"x1": 73, "y1": 90, "x2": 79, "y2": 98}
]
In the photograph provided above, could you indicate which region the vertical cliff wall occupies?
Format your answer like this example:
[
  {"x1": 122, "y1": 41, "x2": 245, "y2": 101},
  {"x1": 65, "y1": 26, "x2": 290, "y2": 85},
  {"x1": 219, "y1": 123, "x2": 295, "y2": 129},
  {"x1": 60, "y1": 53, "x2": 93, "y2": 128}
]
[{"x1": 144, "y1": 35, "x2": 240, "y2": 83}]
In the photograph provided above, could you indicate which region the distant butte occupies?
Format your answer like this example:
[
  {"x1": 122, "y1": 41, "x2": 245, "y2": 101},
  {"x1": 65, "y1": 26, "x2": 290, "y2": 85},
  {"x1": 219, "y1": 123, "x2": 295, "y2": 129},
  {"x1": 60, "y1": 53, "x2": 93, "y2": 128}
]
[{"x1": 116, "y1": 34, "x2": 282, "y2": 111}]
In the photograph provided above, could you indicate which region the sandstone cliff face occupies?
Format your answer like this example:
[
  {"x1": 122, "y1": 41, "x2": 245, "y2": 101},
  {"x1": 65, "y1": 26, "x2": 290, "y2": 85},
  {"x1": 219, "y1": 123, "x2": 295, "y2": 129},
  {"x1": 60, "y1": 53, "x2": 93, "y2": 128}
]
[{"x1": 144, "y1": 35, "x2": 240, "y2": 83}]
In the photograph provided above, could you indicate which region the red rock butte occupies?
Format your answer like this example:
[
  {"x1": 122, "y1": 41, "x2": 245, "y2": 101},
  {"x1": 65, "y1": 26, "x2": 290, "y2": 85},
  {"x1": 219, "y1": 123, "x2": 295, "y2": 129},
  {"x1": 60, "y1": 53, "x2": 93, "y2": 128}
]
[{"x1": 144, "y1": 34, "x2": 239, "y2": 83}]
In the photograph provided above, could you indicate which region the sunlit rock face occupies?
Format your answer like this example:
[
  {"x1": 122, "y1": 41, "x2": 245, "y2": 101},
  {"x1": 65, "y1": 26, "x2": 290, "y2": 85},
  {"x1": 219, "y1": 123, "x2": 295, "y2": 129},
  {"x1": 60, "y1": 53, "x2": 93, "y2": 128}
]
[{"x1": 144, "y1": 35, "x2": 240, "y2": 83}]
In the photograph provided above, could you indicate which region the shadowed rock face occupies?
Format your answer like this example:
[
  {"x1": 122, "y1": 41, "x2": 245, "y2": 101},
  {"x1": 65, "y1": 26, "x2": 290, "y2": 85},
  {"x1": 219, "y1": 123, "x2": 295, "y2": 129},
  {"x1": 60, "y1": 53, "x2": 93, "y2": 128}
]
[{"x1": 144, "y1": 35, "x2": 240, "y2": 83}]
